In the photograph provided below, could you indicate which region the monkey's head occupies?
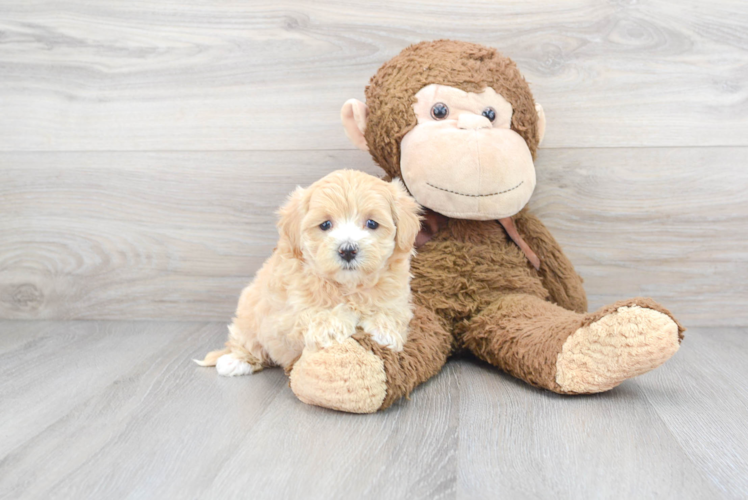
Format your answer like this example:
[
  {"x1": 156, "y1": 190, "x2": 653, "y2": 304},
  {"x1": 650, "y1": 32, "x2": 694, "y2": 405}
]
[{"x1": 341, "y1": 40, "x2": 546, "y2": 220}]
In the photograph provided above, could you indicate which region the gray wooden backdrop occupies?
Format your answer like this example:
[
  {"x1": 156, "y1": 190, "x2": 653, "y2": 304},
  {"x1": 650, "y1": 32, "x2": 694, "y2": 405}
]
[{"x1": 1, "y1": 0, "x2": 747, "y2": 326}]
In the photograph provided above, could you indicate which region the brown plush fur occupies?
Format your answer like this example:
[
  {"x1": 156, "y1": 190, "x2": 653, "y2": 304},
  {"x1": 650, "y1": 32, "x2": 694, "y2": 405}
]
[
  {"x1": 463, "y1": 295, "x2": 684, "y2": 393},
  {"x1": 364, "y1": 40, "x2": 541, "y2": 177},
  {"x1": 354, "y1": 304, "x2": 454, "y2": 410},
  {"x1": 288, "y1": 40, "x2": 684, "y2": 412}
]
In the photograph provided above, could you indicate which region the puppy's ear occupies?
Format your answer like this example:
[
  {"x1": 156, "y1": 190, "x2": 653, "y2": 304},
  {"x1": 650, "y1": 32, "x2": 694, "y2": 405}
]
[
  {"x1": 277, "y1": 187, "x2": 308, "y2": 257},
  {"x1": 389, "y1": 179, "x2": 422, "y2": 253}
]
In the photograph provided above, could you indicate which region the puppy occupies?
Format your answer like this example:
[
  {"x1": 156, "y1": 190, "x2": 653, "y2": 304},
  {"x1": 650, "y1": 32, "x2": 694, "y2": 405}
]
[{"x1": 195, "y1": 169, "x2": 422, "y2": 376}]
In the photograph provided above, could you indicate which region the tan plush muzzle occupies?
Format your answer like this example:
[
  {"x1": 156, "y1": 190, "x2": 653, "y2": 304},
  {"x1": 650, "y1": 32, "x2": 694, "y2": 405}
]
[{"x1": 400, "y1": 122, "x2": 536, "y2": 220}]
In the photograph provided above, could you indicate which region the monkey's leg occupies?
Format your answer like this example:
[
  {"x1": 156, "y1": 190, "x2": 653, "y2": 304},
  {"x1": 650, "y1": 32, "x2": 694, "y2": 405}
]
[
  {"x1": 289, "y1": 304, "x2": 453, "y2": 413},
  {"x1": 462, "y1": 294, "x2": 684, "y2": 394}
]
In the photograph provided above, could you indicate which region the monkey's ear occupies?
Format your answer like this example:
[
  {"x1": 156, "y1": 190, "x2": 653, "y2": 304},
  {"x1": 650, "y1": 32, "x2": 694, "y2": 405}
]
[
  {"x1": 535, "y1": 103, "x2": 546, "y2": 146},
  {"x1": 341, "y1": 99, "x2": 369, "y2": 152}
]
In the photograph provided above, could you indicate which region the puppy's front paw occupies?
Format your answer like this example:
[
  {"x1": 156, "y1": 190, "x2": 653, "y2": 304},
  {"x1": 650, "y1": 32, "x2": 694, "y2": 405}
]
[
  {"x1": 304, "y1": 312, "x2": 356, "y2": 351},
  {"x1": 216, "y1": 354, "x2": 261, "y2": 376},
  {"x1": 369, "y1": 328, "x2": 405, "y2": 352}
]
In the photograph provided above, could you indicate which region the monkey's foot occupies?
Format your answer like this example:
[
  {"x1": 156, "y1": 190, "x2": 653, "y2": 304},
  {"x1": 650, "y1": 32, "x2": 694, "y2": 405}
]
[
  {"x1": 555, "y1": 305, "x2": 681, "y2": 393},
  {"x1": 289, "y1": 338, "x2": 387, "y2": 413}
]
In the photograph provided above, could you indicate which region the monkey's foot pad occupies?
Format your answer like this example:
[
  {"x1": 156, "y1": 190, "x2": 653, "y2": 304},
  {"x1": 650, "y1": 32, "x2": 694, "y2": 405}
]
[
  {"x1": 290, "y1": 338, "x2": 387, "y2": 413},
  {"x1": 555, "y1": 306, "x2": 680, "y2": 393}
]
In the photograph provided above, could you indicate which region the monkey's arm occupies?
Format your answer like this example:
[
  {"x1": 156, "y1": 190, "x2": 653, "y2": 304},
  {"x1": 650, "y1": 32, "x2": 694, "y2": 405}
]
[
  {"x1": 513, "y1": 209, "x2": 588, "y2": 313},
  {"x1": 289, "y1": 303, "x2": 452, "y2": 413}
]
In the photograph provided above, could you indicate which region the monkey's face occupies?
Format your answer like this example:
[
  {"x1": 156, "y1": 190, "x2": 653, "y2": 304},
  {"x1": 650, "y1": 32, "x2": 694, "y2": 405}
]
[{"x1": 399, "y1": 84, "x2": 536, "y2": 220}]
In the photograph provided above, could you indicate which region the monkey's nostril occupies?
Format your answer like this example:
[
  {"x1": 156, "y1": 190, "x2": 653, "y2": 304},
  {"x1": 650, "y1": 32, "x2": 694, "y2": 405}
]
[{"x1": 338, "y1": 244, "x2": 358, "y2": 263}]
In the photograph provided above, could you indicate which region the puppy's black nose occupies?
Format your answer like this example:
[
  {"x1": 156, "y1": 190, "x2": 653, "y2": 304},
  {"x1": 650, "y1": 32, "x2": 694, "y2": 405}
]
[{"x1": 338, "y1": 244, "x2": 358, "y2": 262}]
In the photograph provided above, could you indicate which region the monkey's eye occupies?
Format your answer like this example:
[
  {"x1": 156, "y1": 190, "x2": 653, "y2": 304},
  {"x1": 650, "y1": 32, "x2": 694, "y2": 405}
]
[
  {"x1": 366, "y1": 219, "x2": 379, "y2": 230},
  {"x1": 430, "y1": 102, "x2": 449, "y2": 120},
  {"x1": 319, "y1": 220, "x2": 332, "y2": 231},
  {"x1": 482, "y1": 107, "x2": 496, "y2": 122}
]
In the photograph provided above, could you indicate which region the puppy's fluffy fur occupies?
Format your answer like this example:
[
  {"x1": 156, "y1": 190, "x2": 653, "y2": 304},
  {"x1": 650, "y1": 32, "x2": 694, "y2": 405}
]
[{"x1": 196, "y1": 170, "x2": 422, "y2": 376}]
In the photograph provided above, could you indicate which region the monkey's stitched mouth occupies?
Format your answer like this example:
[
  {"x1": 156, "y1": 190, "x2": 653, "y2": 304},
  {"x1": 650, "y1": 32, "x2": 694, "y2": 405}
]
[{"x1": 426, "y1": 180, "x2": 523, "y2": 198}]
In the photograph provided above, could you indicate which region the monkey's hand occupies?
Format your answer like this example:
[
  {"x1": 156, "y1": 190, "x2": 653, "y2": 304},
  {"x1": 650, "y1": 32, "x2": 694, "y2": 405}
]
[{"x1": 303, "y1": 306, "x2": 358, "y2": 351}]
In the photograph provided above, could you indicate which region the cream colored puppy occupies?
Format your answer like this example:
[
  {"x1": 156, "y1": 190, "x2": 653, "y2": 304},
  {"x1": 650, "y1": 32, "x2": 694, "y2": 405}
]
[{"x1": 195, "y1": 169, "x2": 422, "y2": 376}]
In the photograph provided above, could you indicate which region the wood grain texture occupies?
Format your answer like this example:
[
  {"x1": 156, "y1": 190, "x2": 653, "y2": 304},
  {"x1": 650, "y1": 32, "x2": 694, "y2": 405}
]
[
  {"x1": 1, "y1": 2, "x2": 745, "y2": 497},
  {"x1": 1, "y1": 321, "x2": 746, "y2": 499},
  {"x1": 0, "y1": 0, "x2": 747, "y2": 151},
  {"x1": 455, "y1": 361, "x2": 720, "y2": 499},
  {"x1": 0, "y1": 150, "x2": 380, "y2": 321},
  {"x1": 641, "y1": 329, "x2": 748, "y2": 498},
  {"x1": 1, "y1": 148, "x2": 745, "y2": 325},
  {"x1": 0, "y1": 320, "x2": 459, "y2": 500}
]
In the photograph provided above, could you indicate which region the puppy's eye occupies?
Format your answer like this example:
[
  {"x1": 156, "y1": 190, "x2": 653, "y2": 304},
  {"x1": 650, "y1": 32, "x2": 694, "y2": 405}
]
[
  {"x1": 482, "y1": 107, "x2": 496, "y2": 122},
  {"x1": 430, "y1": 102, "x2": 449, "y2": 120},
  {"x1": 319, "y1": 221, "x2": 332, "y2": 231},
  {"x1": 366, "y1": 219, "x2": 379, "y2": 230}
]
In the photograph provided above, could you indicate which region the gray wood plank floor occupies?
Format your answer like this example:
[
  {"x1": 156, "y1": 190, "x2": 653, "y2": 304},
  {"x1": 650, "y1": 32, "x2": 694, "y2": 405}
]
[{"x1": 1, "y1": 320, "x2": 746, "y2": 499}]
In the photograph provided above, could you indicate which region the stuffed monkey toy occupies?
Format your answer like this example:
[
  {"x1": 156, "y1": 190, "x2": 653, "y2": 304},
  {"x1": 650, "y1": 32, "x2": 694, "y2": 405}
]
[{"x1": 288, "y1": 40, "x2": 684, "y2": 413}]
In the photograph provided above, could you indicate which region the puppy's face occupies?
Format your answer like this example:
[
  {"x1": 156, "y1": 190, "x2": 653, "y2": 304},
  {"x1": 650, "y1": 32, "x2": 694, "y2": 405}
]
[{"x1": 277, "y1": 170, "x2": 421, "y2": 284}]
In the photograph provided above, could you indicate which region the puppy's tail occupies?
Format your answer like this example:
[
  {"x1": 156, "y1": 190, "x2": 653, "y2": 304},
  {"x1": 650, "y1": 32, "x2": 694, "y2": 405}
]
[{"x1": 193, "y1": 347, "x2": 231, "y2": 367}]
